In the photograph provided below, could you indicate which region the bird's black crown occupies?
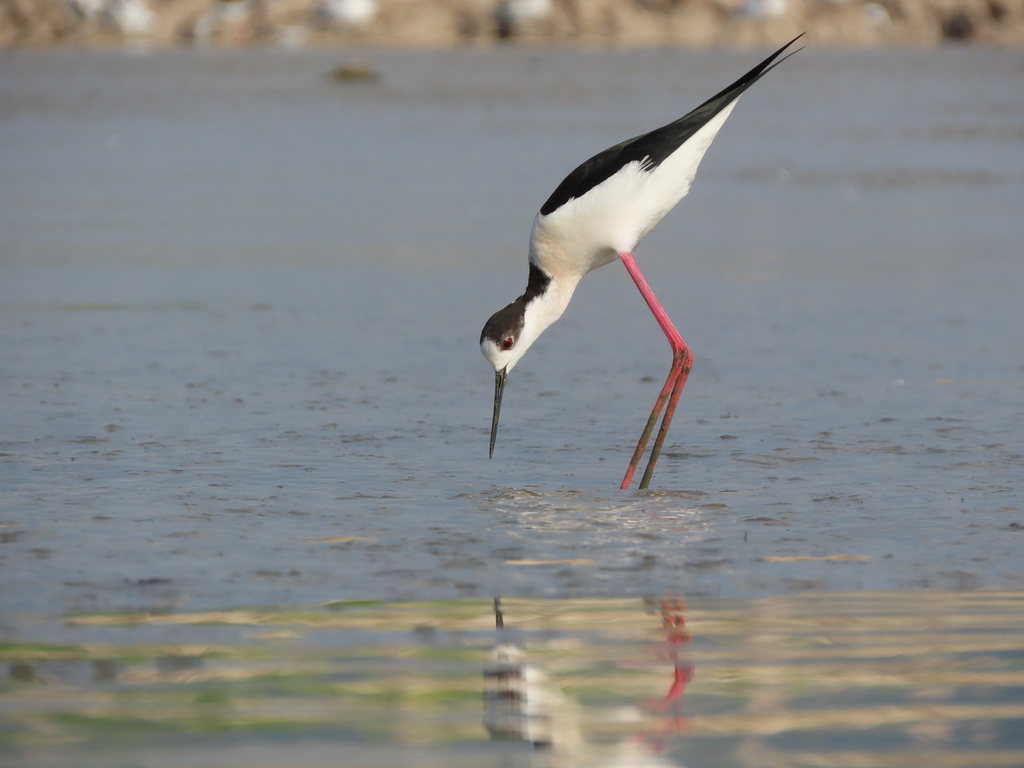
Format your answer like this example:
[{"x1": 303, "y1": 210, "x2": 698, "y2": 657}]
[{"x1": 480, "y1": 262, "x2": 552, "y2": 346}]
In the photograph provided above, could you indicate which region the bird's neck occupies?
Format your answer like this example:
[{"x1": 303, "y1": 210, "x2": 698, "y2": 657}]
[{"x1": 518, "y1": 268, "x2": 580, "y2": 353}]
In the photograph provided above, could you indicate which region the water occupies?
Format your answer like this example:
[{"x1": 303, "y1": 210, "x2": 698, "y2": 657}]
[
  {"x1": 1, "y1": 45, "x2": 1022, "y2": 765},
  {"x1": 4, "y1": 595, "x2": 1024, "y2": 767}
]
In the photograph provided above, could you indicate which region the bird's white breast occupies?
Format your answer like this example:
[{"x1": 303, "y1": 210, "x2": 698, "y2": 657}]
[{"x1": 529, "y1": 100, "x2": 738, "y2": 280}]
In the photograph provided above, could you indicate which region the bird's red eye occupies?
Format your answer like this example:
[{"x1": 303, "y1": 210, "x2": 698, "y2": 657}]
[{"x1": 501, "y1": 337, "x2": 514, "y2": 350}]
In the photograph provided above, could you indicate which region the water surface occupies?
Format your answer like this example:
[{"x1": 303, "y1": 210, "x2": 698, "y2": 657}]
[{"x1": 3, "y1": 594, "x2": 1023, "y2": 767}]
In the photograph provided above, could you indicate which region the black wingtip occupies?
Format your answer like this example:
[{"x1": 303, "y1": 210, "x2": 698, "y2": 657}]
[
  {"x1": 696, "y1": 33, "x2": 805, "y2": 111},
  {"x1": 759, "y1": 36, "x2": 806, "y2": 79},
  {"x1": 536, "y1": 34, "x2": 805, "y2": 218}
]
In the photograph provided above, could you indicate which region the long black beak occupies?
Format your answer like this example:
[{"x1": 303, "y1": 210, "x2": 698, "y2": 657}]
[{"x1": 489, "y1": 367, "x2": 507, "y2": 459}]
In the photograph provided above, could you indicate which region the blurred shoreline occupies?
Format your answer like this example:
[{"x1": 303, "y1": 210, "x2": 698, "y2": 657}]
[{"x1": 2, "y1": 0, "x2": 1022, "y2": 50}]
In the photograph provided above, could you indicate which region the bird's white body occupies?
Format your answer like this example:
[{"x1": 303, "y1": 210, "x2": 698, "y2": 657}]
[{"x1": 530, "y1": 101, "x2": 737, "y2": 284}]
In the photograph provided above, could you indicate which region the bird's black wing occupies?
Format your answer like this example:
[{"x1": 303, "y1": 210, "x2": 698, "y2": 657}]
[{"x1": 538, "y1": 35, "x2": 803, "y2": 217}]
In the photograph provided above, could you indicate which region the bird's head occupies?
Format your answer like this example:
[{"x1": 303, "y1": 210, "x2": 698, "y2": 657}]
[
  {"x1": 480, "y1": 299, "x2": 533, "y2": 459},
  {"x1": 480, "y1": 300, "x2": 532, "y2": 374},
  {"x1": 479, "y1": 263, "x2": 570, "y2": 459}
]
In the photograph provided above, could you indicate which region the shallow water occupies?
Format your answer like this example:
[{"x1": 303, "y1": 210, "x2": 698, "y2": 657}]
[
  {"x1": 4, "y1": 594, "x2": 1024, "y2": 767},
  {"x1": 1, "y1": 44, "x2": 1022, "y2": 764}
]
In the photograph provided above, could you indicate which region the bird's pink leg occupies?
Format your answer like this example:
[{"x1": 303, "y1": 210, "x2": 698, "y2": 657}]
[
  {"x1": 621, "y1": 358, "x2": 682, "y2": 489},
  {"x1": 618, "y1": 251, "x2": 693, "y2": 490}
]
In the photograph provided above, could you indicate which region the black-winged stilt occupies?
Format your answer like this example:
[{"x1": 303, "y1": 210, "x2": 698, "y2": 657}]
[{"x1": 481, "y1": 36, "x2": 802, "y2": 490}]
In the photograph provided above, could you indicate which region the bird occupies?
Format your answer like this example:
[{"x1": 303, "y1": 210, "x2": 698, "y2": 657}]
[
  {"x1": 480, "y1": 36, "x2": 802, "y2": 490},
  {"x1": 495, "y1": 0, "x2": 553, "y2": 39},
  {"x1": 319, "y1": 0, "x2": 377, "y2": 29}
]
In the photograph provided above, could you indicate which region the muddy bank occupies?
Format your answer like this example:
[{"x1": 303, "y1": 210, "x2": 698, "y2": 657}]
[{"x1": 2, "y1": 0, "x2": 1023, "y2": 49}]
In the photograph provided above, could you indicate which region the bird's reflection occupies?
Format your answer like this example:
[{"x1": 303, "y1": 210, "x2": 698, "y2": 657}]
[{"x1": 483, "y1": 597, "x2": 691, "y2": 767}]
